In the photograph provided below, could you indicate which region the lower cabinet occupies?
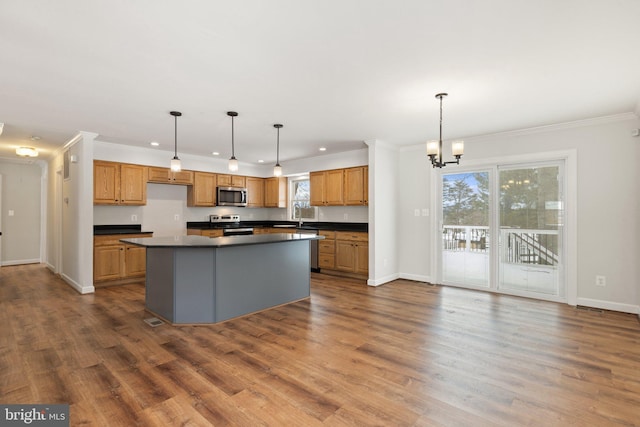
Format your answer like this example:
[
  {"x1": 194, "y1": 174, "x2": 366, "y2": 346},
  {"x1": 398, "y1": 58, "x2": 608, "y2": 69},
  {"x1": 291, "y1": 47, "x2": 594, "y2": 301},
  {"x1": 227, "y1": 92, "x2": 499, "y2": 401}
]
[
  {"x1": 187, "y1": 229, "x2": 223, "y2": 237},
  {"x1": 319, "y1": 230, "x2": 368, "y2": 278},
  {"x1": 335, "y1": 231, "x2": 369, "y2": 276},
  {"x1": 94, "y1": 234, "x2": 151, "y2": 286}
]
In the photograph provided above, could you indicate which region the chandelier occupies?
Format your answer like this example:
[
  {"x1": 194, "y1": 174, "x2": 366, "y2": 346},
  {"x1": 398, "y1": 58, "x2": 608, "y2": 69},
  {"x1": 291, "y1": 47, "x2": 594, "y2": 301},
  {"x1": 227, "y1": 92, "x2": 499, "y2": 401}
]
[{"x1": 426, "y1": 93, "x2": 464, "y2": 168}]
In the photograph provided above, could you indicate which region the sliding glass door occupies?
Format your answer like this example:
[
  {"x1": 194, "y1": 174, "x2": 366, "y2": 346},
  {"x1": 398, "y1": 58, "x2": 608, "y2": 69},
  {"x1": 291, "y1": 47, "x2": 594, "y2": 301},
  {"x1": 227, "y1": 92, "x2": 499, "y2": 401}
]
[
  {"x1": 439, "y1": 161, "x2": 565, "y2": 301},
  {"x1": 441, "y1": 171, "x2": 490, "y2": 288},
  {"x1": 498, "y1": 164, "x2": 563, "y2": 297}
]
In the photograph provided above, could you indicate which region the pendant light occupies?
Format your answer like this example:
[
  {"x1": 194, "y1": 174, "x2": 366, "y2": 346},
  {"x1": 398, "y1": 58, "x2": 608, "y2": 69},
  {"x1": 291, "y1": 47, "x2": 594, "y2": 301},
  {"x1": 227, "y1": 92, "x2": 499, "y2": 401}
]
[
  {"x1": 273, "y1": 123, "x2": 283, "y2": 177},
  {"x1": 170, "y1": 111, "x2": 182, "y2": 172},
  {"x1": 227, "y1": 111, "x2": 239, "y2": 172},
  {"x1": 426, "y1": 93, "x2": 464, "y2": 168}
]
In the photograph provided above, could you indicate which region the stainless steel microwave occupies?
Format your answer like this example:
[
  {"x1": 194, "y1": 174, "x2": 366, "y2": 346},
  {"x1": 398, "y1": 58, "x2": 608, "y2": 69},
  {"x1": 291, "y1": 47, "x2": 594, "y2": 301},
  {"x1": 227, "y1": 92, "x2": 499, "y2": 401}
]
[{"x1": 217, "y1": 186, "x2": 247, "y2": 207}]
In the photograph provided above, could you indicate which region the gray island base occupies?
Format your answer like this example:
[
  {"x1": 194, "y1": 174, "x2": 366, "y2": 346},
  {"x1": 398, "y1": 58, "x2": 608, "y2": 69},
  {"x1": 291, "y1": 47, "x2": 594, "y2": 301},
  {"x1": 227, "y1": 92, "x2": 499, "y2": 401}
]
[{"x1": 122, "y1": 234, "x2": 323, "y2": 324}]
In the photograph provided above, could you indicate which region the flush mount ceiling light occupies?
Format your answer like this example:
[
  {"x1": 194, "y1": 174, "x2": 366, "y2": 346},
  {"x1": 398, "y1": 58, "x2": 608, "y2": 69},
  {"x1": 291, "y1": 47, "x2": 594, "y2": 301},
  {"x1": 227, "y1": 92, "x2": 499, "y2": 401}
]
[
  {"x1": 170, "y1": 111, "x2": 182, "y2": 172},
  {"x1": 227, "y1": 111, "x2": 239, "y2": 172},
  {"x1": 16, "y1": 146, "x2": 38, "y2": 157},
  {"x1": 426, "y1": 93, "x2": 464, "y2": 168},
  {"x1": 273, "y1": 123, "x2": 283, "y2": 177}
]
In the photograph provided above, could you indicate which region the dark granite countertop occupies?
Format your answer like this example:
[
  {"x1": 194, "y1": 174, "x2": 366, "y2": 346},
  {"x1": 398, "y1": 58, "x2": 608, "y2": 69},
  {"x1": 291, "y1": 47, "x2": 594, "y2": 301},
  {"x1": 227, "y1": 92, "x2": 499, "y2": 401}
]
[
  {"x1": 122, "y1": 233, "x2": 323, "y2": 248},
  {"x1": 186, "y1": 221, "x2": 368, "y2": 232},
  {"x1": 94, "y1": 225, "x2": 153, "y2": 235}
]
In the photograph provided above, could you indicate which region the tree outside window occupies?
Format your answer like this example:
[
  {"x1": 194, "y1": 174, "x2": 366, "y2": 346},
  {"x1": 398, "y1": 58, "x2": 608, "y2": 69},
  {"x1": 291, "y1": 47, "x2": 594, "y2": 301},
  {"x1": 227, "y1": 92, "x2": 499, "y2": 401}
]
[{"x1": 290, "y1": 177, "x2": 316, "y2": 220}]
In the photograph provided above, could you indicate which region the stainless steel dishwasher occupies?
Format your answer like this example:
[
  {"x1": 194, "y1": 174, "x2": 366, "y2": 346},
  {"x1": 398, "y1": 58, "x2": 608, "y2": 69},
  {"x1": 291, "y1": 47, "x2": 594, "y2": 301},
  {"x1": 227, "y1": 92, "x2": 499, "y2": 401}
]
[{"x1": 296, "y1": 228, "x2": 319, "y2": 271}]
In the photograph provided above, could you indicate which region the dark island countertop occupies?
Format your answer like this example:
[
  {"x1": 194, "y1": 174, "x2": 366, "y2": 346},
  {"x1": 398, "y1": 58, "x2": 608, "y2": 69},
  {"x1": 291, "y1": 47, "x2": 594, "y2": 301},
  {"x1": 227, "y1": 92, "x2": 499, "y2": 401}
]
[
  {"x1": 186, "y1": 221, "x2": 368, "y2": 232},
  {"x1": 94, "y1": 224, "x2": 153, "y2": 235},
  {"x1": 121, "y1": 233, "x2": 323, "y2": 248}
]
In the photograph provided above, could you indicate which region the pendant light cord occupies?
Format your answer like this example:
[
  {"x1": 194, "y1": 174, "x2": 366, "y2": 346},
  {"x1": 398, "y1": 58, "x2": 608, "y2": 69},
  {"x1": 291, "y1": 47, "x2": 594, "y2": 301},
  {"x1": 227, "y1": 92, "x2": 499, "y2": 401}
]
[
  {"x1": 174, "y1": 114, "x2": 178, "y2": 158},
  {"x1": 276, "y1": 126, "x2": 280, "y2": 164},
  {"x1": 231, "y1": 115, "x2": 235, "y2": 158}
]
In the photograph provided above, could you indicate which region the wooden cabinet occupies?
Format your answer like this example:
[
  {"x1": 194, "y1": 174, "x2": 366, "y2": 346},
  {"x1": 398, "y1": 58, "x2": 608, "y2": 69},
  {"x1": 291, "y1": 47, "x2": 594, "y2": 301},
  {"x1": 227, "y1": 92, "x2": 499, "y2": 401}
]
[
  {"x1": 187, "y1": 229, "x2": 223, "y2": 238},
  {"x1": 147, "y1": 167, "x2": 194, "y2": 185},
  {"x1": 246, "y1": 177, "x2": 265, "y2": 208},
  {"x1": 310, "y1": 169, "x2": 344, "y2": 206},
  {"x1": 187, "y1": 172, "x2": 217, "y2": 207},
  {"x1": 94, "y1": 161, "x2": 147, "y2": 205},
  {"x1": 318, "y1": 230, "x2": 336, "y2": 269},
  {"x1": 217, "y1": 174, "x2": 246, "y2": 188},
  {"x1": 344, "y1": 166, "x2": 368, "y2": 206},
  {"x1": 264, "y1": 177, "x2": 287, "y2": 208},
  {"x1": 94, "y1": 233, "x2": 151, "y2": 286},
  {"x1": 335, "y1": 231, "x2": 368, "y2": 276}
]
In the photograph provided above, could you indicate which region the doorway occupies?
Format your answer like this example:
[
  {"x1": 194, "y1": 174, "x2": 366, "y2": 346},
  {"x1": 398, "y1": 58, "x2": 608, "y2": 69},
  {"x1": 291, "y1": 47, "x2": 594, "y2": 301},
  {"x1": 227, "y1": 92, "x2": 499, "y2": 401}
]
[{"x1": 438, "y1": 160, "x2": 566, "y2": 302}]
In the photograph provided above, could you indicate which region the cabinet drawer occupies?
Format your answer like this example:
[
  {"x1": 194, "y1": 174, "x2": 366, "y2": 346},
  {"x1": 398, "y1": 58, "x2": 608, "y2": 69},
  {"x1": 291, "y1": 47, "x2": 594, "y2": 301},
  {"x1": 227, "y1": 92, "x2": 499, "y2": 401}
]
[
  {"x1": 319, "y1": 230, "x2": 336, "y2": 239},
  {"x1": 319, "y1": 255, "x2": 335, "y2": 269},
  {"x1": 335, "y1": 231, "x2": 368, "y2": 242},
  {"x1": 94, "y1": 233, "x2": 149, "y2": 246},
  {"x1": 202, "y1": 229, "x2": 223, "y2": 238},
  {"x1": 319, "y1": 240, "x2": 335, "y2": 254}
]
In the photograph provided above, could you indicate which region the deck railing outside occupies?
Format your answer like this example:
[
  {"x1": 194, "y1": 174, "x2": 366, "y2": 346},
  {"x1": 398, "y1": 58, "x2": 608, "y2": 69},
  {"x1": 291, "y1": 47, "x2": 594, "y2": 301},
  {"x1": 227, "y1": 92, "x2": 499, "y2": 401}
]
[{"x1": 443, "y1": 225, "x2": 559, "y2": 266}]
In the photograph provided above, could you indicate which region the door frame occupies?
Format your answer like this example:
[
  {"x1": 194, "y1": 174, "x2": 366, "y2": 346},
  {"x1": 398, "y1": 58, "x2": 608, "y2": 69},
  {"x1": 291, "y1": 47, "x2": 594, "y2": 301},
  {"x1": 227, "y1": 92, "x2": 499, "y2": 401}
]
[{"x1": 430, "y1": 149, "x2": 577, "y2": 305}]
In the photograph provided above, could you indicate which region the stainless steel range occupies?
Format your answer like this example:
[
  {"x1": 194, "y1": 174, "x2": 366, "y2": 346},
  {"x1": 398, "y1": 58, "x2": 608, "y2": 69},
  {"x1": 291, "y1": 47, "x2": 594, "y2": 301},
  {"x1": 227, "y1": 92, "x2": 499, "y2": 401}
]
[{"x1": 209, "y1": 214, "x2": 254, "y2": 236}]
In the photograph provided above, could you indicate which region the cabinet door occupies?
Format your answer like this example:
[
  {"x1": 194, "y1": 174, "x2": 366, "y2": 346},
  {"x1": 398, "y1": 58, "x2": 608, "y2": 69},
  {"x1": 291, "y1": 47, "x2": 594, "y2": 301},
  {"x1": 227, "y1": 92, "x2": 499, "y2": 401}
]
[
  {"x1": 364, "y1": 166, "x2": 368, "y2": 205},
  {"x1": 344, "y1": 167, "x2": 365, "y2": 205},
  {"x1": 335, "y1": 240, "x2": 356, "y2": 271},
  {"x1": 94, "y1": 161, "x2": 120, "y2": 204},
  {"x1": 171, "y1": 170, "x2": 194, "y2": 185},
  {"x1": 124, "y1": 245, "x2": 146, "y2": 277},
  {"x1": 120, "y1": 164, "x2": 147, "y2": 205},
  {"x1": 246, "y1": 177, "x2": 265, "y2": 208},
  {"x1": 94, "y1": 245, "x2": 124, "y2": 281},
  {"x1": 231, "y1": 175, "x2": 246, "y2": 187},
  {"x1": 264, "y1": 177, "x2": 287, "y2": 208},
  {"x1": 147, "y1": 167, "x2": 172, "y2": 183},
  {"x1": 325, "y1": 169, "x2": 344, "y2": 205},
  {"x1": 217, "y1": 174, "x2": 232, "y2": 186},
  {"x1": 188, "y1": 172, "x2": 216, "y2": 206},
  {"x1": 355, "y1": 242, "x2": 369, "y2": 275},
  {"x1": 309, "y1": 171, "x2": 325, "y2": 206}
]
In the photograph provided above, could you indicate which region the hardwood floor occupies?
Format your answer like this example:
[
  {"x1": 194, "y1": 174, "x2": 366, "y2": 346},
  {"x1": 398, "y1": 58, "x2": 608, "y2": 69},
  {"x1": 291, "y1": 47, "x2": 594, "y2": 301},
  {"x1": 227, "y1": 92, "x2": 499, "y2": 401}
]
[{"x1": 1, "y1": 264, "x2": 639, "y2": 426}]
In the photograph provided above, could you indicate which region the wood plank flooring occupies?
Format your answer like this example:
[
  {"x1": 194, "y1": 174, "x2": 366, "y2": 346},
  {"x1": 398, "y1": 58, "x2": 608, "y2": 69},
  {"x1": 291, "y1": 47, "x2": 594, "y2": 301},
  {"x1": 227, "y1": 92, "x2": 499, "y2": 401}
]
[{"x1": 1, "y1": 264, "x2": 639, "y2": 426}]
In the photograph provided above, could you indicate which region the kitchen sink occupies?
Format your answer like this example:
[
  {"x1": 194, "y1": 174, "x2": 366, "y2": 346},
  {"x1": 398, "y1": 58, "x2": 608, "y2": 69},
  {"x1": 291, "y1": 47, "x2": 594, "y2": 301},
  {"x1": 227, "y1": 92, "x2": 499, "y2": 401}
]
[{"x1": 273, "y1": 224, "x2": 297, "y2": 228}]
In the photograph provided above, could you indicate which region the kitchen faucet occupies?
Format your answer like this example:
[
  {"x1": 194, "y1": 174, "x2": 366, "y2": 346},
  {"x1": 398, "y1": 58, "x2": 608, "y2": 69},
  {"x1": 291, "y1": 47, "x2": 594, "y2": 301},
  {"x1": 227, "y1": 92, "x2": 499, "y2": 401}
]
[{"x1": 298, "y1": 217, "x2": 303, "y2": 227}]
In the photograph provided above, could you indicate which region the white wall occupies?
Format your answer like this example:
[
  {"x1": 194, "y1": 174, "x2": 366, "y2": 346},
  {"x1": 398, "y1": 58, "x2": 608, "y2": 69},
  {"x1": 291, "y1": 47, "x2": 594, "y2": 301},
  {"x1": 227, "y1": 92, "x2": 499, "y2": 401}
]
[
  {"x1": 397, "y1": 113, "x2": 640, "y2": 313},
  {"x1": 0, "y1": 159, "x2": 43, "y2": 265},
  {"x1": 367, "y1": 140, "x2": 399, "y2": 285}
]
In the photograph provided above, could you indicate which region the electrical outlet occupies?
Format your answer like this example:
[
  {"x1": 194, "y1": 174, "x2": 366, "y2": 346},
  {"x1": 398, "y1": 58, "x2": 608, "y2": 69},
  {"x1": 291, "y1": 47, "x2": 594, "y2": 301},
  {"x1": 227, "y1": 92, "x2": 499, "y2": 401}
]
[
  {"x1": 343, "y1": 213, "x2": 349, "y2": 220},
  {"x1": 422, "y1": 208, "x2": 429, "y2": 217},
  {"x1": 414, "y1": 209, "x2": 420, "y2": 217},
  {"x1": 174, "y1": 214, "x2": 180, "y2": 221},
  {"x1": 595, "y1": 275, "x2": 606, "y2": 287},
  {"x1": 131, "y1": 214, "x2": 137, "y2": 222}
]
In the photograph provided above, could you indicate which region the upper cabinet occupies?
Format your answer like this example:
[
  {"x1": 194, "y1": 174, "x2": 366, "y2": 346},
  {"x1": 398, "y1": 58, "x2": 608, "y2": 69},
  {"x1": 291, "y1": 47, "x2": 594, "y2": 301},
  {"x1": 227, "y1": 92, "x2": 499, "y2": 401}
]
[
  {"x1": 311, "y1": 166, "x2": 368, "y2": 207},
  {"x1": 187, "y1": 172, "x2": 217, "y2": 207},
  {"x1": 147, "y1": 167, "x2": 194, "y2": 185},
  {"x1": 94, "y1": 161, "x2": 147, "y2": 205},
  {"x1": 217, "y1": 174, "x2": 246, "y2": 188},
  {"x1": 264, "y1": 177, "x2": 287, "y2": 208},
  {"x1": 246, "y1": 177, "x2": 265, "y2": 208},
  {"x1": 344, "y1": 166, "x2": 368, "y2": 206}
]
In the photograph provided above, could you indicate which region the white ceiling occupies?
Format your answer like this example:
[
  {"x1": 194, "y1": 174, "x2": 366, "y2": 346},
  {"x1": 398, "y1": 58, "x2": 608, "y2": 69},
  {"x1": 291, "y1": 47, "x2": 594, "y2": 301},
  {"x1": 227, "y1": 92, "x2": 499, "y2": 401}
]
[{"x1": 1, "y1": 0, "x2": 639, "y2": 165}]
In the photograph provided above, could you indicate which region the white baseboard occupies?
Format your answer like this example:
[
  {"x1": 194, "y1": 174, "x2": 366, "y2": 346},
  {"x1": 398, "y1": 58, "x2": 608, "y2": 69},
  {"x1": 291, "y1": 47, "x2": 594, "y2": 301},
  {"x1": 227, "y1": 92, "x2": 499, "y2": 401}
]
[
  {"x1": 61, "y1": 273, "x2": 95, "y2": 294},
  {"x1": 399, "y1": 273, "x2": 433, "y2": 284},
  {"x1": 1, "y1": 259, "x2": 40, "y2": 266},
  {"x1": 576, "y1": 297, "x2": 639, "y2": 314},
  {"x1": 367, "y1": 272, "x2": 400, "y2": 287}
]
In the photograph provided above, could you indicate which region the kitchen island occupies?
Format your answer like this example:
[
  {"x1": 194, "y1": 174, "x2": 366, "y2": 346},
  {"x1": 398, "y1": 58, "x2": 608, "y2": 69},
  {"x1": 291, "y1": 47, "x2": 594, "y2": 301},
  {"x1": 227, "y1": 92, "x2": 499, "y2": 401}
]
[{"x1": 121, "y1": 233, "x2": 323, "y2": 324}]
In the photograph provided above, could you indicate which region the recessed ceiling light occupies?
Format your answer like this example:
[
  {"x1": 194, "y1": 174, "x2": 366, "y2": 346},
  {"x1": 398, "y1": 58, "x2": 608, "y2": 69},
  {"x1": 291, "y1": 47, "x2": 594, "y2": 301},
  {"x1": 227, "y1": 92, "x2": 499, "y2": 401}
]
[
  {"x1": 258, "y1": 159, "x2": 264, "y2": 163},
  {"x1": 30, "y1": 136, "x2": 41, "y2": 141},
  {"x1": 150, "y1": 141, "x2": 160, "y2": 146},
  {"x1": 212, "y1": 151, "x2": 220, "y2": 156},
  {"x1": 319, "y1": 147, "x2": 327, "y2": 152}
]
